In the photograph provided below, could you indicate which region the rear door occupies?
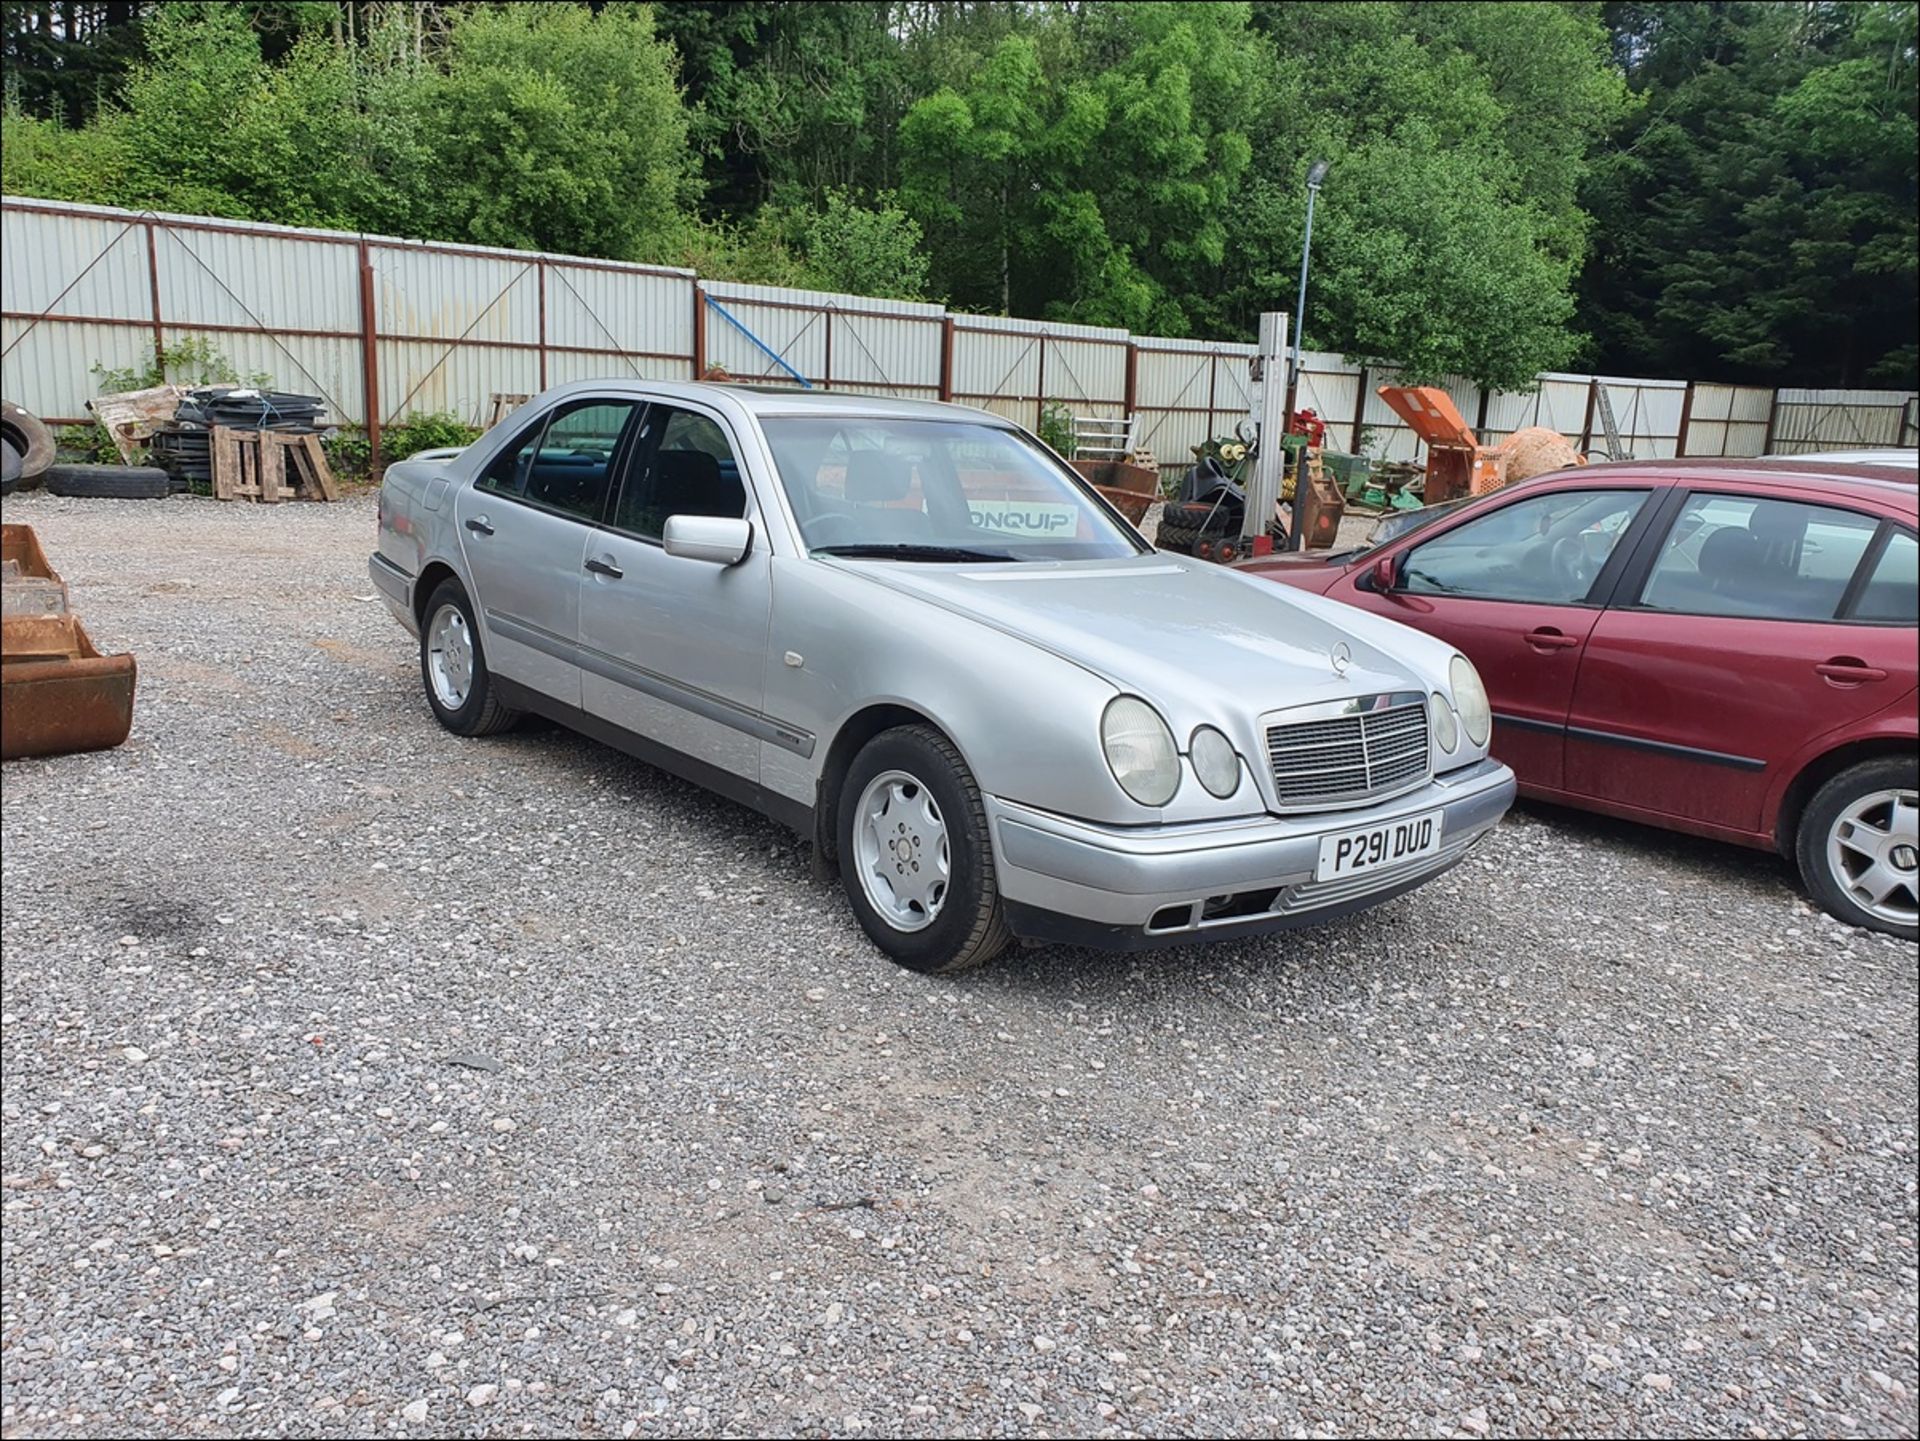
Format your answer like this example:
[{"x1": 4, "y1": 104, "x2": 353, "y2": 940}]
[
  {"x1": 1565, "y1": 488, "x2": 1916, "y2": 832},
  {"x1": 454, "y1": 398, "x2": 640, "y2": 708},
  {"x1": 1337, "y1": 482, "x2": 1656, "y2": 789}
]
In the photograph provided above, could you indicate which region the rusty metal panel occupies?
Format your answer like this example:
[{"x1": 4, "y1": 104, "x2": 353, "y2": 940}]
[
  {"x1": 545, "y1": 262, "x2": 693, "y2": 361},
  {"x1": 373, "y1": 242, "x2": 538, "y2": 343},
  {"x1": 0, "y1": 317, "x2": 150, "y2": 422},
  {"x1": 1770, "y1": 388, "x2": 1918, "y2": 453},
  {"x1": 377, "y1": 340, "x2": 541, "y2": 427},
  {"x1": 544, "y1": 349, "x2": 689, "y2": 387},
  {"x1": 1482, "y1": 373, "x2": 1595, "y2": 447},
  {"x1": 1683, "y1": 382, "x2": 1774, "y2": 457},
  {"x1": 152, "y1": 220, "x2": 358, "y2": 333},
  {"x1": 1, "y1": 202, "x2": 151, "y2": 321}
]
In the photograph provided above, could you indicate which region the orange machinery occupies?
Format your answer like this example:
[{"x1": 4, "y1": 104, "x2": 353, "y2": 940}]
[{"x1": 1375, "y1": 385, "x2": 1507, "y2": 503}]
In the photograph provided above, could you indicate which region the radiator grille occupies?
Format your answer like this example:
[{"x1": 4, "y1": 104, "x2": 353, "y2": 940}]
[{"x1": 1265, "y1": 697, "x2": 1430, "y2": 808}]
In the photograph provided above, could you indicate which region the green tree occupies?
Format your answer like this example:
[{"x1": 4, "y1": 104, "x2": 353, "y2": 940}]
[
  {"x1": 1578, "y1": 1, "x2": 1917, "y2": 386},
  {"x1": 415, "y1": 3, "x2": 698, "y2": 261}
]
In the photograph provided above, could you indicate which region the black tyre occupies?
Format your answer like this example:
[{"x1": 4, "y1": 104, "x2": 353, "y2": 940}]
[
  {"x1": 418, "y1": 578, "x2": 522, "y2": 738},
  {"x1": 43, "y1": 464, "x2": 172, "y2": 499},
  {"x1": 0, "y1": 400, "x2": 55, "y2": 482},
  {"x1": 1155, "y1": 520, "x2": 1202, "y2": 552},
  {"x1": 837, "y1": 724, "x2": 1012, "y2": 974},
  {"x1": 1163, "y1": 499, "x2": 1235, "y2": 534},
  {"x1": 1, "y1": 436, "x2": 21, "y2": 495},
  {"x1": 1795, "y1": 756, "x2": 1918, "y2": 940}
]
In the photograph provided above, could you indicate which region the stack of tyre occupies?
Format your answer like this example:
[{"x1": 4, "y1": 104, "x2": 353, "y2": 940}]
[
  {"x1": 2, "y1": 398, "x2": 174, "y2": 499},
  {"x1": 1153, "y1": 498, "x2": 1287, "y2": 563}
]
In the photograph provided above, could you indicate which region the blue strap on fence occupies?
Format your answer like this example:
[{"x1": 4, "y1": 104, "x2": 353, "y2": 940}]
[{"x1": 704, "y1": 295, "x2": 811, "y2": 389}]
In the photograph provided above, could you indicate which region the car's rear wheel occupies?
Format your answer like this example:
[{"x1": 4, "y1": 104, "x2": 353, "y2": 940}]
[
  {"x1": 419, "y1": 578, "x2": 521, "y2": 737},
  {"x1": 837, "y1": 725, "x2": 1011, "y2": 974},
  {"x1": 1796, "y1": 757, "x2": 1918, "y2": 940}
]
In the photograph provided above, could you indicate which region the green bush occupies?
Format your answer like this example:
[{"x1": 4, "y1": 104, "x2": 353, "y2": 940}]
[
  {"x1": 327, "y1": 412, "x2": 482, "y2": 480},
  {"x1": 55, "y1": 421, "x2": 137, "y2": 465},
  {"x1": 1037, "y1": 402, "x2": 1076, "y2": 458},
  {"x1": 91, "y1": 336, "x2": 272, "y2": 394}
]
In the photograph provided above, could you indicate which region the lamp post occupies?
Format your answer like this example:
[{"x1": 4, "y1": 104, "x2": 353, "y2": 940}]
[{"x1": 1285, "y1": 159, "x2": 1329, "y2": 550}]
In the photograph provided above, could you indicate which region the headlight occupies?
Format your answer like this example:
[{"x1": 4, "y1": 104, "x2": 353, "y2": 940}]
[
  {"x1": 1101, "y1": 696, "x2": 1180, "y2": 805},
  {"x1": 1189, "y1": 726, "x2": 1241, "y2": 798},
  {"x1": 1450, "y1": 654, "x2": 1491, "y2": 747},
  {"x1": 1428, "y1": 691, "x2": 1459, "y2": 753}
]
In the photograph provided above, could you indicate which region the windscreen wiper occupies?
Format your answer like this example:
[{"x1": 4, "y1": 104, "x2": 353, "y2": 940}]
[{"x1": 812, "y1": 543, "x2": 1021, "y2": 563}]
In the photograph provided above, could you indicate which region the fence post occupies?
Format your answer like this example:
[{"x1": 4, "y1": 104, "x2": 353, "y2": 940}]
[
  {"x1": 1350, "y1": 365, "x2": 1369, "y2": 454},
  {"x1": 1473, "y1": 387, "x2": 1490, "y2": 442},
  {"x1": 1123, "y1": 341, "x2": 1138, "y2": 421},
  {"x1": 356, "y1": 238, "x2": 382, "y2": 472},
  {"x1": 536, "y1": 259, "x2": 548, "y2": 392},
  {"x1": 144, "y1": 221, "x2": 164, "y2": 368},
  {"x1": 1761, "y1": 386, "x2": 1781, "y2": 455},
  {"x1": 823, "y1": 308, "x2": 834, "y2": 391},
  {"x1": 691, "y1": 284, "x2": 707, "y2": 379},
  {"x1": 1676, "y1": 381, "x2": 1695, "y2": 457},
  {"x1": 938, "y1": 317, "x2": 955, "y2": 401},
  {"x1": 1035, "y1": 334, "x2": 1047, "y2": 431}
]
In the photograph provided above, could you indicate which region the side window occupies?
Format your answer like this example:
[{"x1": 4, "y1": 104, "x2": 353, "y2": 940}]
[
  {"x1": 1639, "y1": 494, "x2": 1881, "y2": 620},
  {"x1": 476, "y1": 399, "x2": 636, "y2": 523},
  {"x1": 1849, "y1": 529, "x2": 1917, "y2": 623},
  {"x1": 612, "y1": 406, "x2": 746, "y2": 538},
  {"x1": 476, "y1": 415, "x2": 548, "y2": 501},
  {"x1": 1402, "y1": 488, "x2": 1649, "y2": 603}
]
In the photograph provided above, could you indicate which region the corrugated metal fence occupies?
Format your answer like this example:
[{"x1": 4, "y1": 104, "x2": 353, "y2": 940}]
[{"x1": 5, "y1": 196, "x2": 1915, "y2": 471}]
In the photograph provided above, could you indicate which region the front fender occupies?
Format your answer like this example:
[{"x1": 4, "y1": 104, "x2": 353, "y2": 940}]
[{"x1": 767, "y1": 559, "x2": 1267, "y2": 827}]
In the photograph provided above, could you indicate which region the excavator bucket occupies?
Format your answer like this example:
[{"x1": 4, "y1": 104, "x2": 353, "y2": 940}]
[{"x1": 2, "y1": 525, "x2": 136, "y2": 760}]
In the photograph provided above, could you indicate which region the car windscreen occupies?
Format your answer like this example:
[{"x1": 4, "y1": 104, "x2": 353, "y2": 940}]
[{"x1": 761, "y1": 416, "x2": 1147, "y2": 561}]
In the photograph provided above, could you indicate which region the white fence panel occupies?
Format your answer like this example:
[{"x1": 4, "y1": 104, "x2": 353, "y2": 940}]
[
  {"x1": 1683, "y1": 382, "x2": 1773, "y2": 456},
  {"x1": 545, "y1": 261, "x2": 693, "y2": 376},
  {"x1": 1482, "y1": 373, "x2": 1593, "y2": 447},
  {"x1": 1770, "y1": 389, "x2": 1919, "y2": 453}
]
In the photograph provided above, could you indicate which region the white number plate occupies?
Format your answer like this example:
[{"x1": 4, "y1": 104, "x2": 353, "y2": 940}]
[{"x1": 1315, "y1": 811, "x2": 1443, "y2": 881}]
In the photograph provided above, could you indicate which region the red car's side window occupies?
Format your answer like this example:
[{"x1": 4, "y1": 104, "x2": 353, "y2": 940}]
[{"x1": 1636, "y1": 494, "x2": 1883, "y2": 621}]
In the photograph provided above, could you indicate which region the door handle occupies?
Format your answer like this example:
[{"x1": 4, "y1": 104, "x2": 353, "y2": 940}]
[
  {"x1": 1524, "y1": 627, "x2": 1581, "y2": 651},
  {"x1": 464, "y1": 516, "x2": 494, "y2": 536},
  {"x1": 585, "y1": 555, "x2": 624, "y2": 580},
  {"x1": 1815, "y1": 658, "x2": 1888, "y2": 685}
]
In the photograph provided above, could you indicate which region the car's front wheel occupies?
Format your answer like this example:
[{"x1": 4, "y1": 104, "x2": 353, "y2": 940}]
[
  {"x1": 419, "y1": 578, "x2": 521, "y2": 737},
  {"x1": 1796, "y1": 756, "x2": 1918, "y2": 940},
  {"x1": 837, "y1": 725, "x2": 1011, "y2": 974}
]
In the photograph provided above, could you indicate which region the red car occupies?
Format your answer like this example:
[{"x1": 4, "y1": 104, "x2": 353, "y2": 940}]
[{"x1": 1243, "y1": 459, "x2": 1918, "y2": 939}]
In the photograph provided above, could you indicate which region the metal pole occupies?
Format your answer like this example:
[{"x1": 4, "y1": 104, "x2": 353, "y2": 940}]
[{"x1": 1286, "y1": 181, "x2": 1320, "y2": 549}]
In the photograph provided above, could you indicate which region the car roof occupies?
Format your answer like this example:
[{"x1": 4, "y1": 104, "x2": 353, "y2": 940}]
[{"x1": 1516, "y1": 455, "x2": 1918, "y2": 512}]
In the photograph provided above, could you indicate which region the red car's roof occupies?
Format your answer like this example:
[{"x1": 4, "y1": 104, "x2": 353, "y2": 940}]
[{"x1": 1514, "y1": 456, "x2": 1918, "y2": 514}]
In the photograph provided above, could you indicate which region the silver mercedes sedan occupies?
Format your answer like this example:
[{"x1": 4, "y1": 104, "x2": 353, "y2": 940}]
[{"x1": 369, "y1": 382, "x2": 1515, "y2": 973}]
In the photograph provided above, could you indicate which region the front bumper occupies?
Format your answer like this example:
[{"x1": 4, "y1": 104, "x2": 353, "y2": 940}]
[{"x1": 988, "y1": 758, "x2": 1515, "y2": 951}]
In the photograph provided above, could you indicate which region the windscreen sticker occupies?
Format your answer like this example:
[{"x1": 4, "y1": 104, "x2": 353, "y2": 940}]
[{"x1": 968, "y1": 501, "x2": 1080, "y2": 535}]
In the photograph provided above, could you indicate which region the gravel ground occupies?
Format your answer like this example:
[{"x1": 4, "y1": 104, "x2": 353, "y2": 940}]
[{"x1": 2, "y1": 492, "x2": 1915, "y2": 1440}]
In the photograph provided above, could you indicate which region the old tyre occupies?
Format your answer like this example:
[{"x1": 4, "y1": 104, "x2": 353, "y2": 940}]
[
  {"x1": 1155, "y1": 520, "x2": 1202, "y2": 552},
  {"x1": 1, "y1": 435, "x2": 21, "y2": 494},
  {"x1": 1796, "y1": 756, "x2": 1918, "y2": 940},
  {"x1": 0, "y1": 400, "x2": 55, "y2": 482},
  {"x1": 419, "y1": 577, "x2": 522, "y2": 738},
  {"x1": 43, "y1": 463, "x2": 172, "y2": 499},
  {"x1": 837, "y1": 724, "x2": 1011, "y2": 974},
  {"x1": 1163, "y1": 499, "x2": 1235, "y2": 534}
]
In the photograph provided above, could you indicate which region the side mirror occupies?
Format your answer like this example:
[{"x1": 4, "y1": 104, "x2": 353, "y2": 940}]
[
  {"x1": 1364, "y1": 555, "x2": 1398, "y2": 593},
  {"x1": 663, "y1": 514, "x2": 752, "y2": 566}
]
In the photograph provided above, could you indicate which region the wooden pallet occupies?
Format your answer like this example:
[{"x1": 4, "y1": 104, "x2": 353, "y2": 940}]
[{"x1": 210, "y1": 427, "x2": 338, "y2": 503}]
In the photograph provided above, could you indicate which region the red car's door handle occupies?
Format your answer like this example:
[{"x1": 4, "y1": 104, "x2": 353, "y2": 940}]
[
  {"x1": 1525, "y1": 627, "x2": 1581, "y2": 651},
  {"x1": 1815, "y1": 658, "x2": 1888, "y2": 684}
]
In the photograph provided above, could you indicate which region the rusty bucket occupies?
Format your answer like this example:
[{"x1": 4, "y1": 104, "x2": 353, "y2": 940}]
[{"x1": 2, "y1": 524, "x2": 136, "y2": 760}]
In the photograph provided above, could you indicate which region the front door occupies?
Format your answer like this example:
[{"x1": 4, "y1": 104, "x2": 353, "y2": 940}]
[
  {"x1": 454, "y1": 398, "x2": 639, "y2": 708},
  {"x1": 1337, "y1": 484, "x2": 1655, "y2": 790},
  {"x1": 579, "y1": 402, "x2": 774, "y2": 777},
  {"x1": 1566, "y1": 491, "x2": 1914, "y2": 832}
]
